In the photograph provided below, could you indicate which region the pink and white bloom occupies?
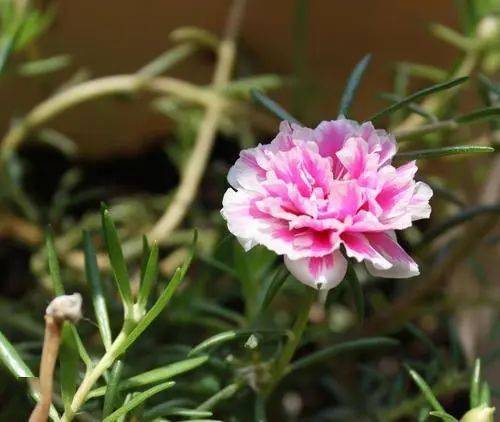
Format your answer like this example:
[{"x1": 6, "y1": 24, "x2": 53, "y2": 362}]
[{"x1": 221, "y1": 119, "x2": 432, "y2": 290}]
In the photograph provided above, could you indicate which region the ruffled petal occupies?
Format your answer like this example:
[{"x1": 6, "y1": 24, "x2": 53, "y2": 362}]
[
  {"x1": 336, "y1": 137, "x2": 372, "y2": 179},
  {"x1": 284, "y1": 250, "x2": 348, "y2": 290},
  {"x1": 221, "y1": 188, "x2": 263, "y2": 251},
  {"x1": 364, "y1": 231, "x2": 419, "y2": 278},
  {"x1": 408, "y1": 181, "x2": 433, "y2": 221},
  {"x1": 340, "y1": 232, "x2": 392, "y2": 270}
]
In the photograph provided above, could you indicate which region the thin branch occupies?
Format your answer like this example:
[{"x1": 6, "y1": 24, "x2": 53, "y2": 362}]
[
  {"x1": 0, "y1": 75, "x2": 238, "y2": 162},
  {"x1": 148, "y1": 0, "x2": 247, "y2": 242}
]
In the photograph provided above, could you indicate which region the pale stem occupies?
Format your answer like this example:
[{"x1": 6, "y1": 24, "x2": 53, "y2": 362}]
[
  {"x1": 61, "y1": 330, "x2": 129, "y2": 422},
  {"x1": 29, "y1": 315, "x2": 62, "y2": 422}
]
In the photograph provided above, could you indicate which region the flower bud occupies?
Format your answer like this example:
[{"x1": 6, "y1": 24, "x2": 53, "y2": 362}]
[
  {"x1": 46, "y1": 293, "x2": 83, "y2": 323},
  {"x1": 461, "y1": 405, "x2": 495, "y2": 422},
  {"x1": 477, "y1": 16, "x2": 500, "y2": 45}
]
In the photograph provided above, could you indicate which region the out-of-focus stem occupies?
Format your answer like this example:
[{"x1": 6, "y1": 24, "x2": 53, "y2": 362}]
[
  {"x1": 147, "y1": 0, "x2": 247, "y2": 242},
  {"x1": 0, "y1": 75, "x2": 236, "y2": 162}
]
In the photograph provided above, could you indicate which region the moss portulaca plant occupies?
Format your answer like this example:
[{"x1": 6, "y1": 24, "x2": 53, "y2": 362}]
[{"x1": 222, "y1": 119, "x2": 433, "y2": 289}]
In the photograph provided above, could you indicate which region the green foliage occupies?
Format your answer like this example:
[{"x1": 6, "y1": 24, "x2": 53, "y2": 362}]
[
  {"x1": 251, "y1": 89, "x2": 301, "y2": 124},
  {"x1": 83, "y1": 230, "x2": 113, "y2": 351},
  {"x1": 102, "y1": 204, "x2": 133, "y2": 308},
  {"x1": 370, "y1": 76, "x2": 469, "y2": 121},
  {"x1": 396, "y1": 145, "x2": 494, "y2": 160},
  {"x1": 338, "y1": 53, "x2": 372, "y2": 118},
  {"x1": 0, "y1": 330, "x2": 32, "y2": 378},
  {"x1": 102, "y1": 381, "x2": 176, "y2": 422}
]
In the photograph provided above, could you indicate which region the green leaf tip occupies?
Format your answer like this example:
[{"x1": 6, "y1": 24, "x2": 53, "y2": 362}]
[
  {"x1": 405, "y1": 364, "x2": 445, "y2": 412},
  {"x1": 250, "y1": 89, "x2": 302, "y2": 125},
  {"x1": 396, "y1": 145, "x2": 494, "y2": 160},
  {"x1": 338, "y1": 53, "x2": 372, "y2": 118},
  {"x1": 370, "y1": 75, "x2": 469, "y2": 121}
]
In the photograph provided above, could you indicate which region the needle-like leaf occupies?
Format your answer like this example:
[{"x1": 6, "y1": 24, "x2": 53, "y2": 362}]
[
  {"x1": 0, "y1": 330, "x2": 32, "y2": 378},
  {"x1": 89, "y1": 356, "x2": 208, "y2": 399},
  {"x1": 83, "y1": 230, "x2": 113, "y2": 350},
  {"x1": 101, "y1": 205, "x2": 132, "y2": 305},
  {"x1": 288, "y1": 337, "x2": 398, "y2": 373},
  {"x1": 338, "y1": 53, "x2": 372, "y2": 117},
  {"x1": 103, "y1": 360, "x2": 124, "y2": 417},
  {"x1": 102, "y1": 381, "x2": 175, "y2": 422},
  {"x1": 406, "y1": 365, "x2": 445, "y2": 412},
  {"x1": 370, "y1": 76, "x2": 469, "y2": 121},
  {"x1": 470, "y1": 358, "x2": 481, "y2": 408},
  {"x1": 45, "y1": 228, "x2": 64, "y2": 296},
  {"x1": 396, "y1": 145, "x2": 494, "y2": 160},
  {"x1": 137, "y1": 242, "x2": 159, "y2": 310},
  {"x1": 250, "y1": 89, "x2": 301, "y2": 124}
]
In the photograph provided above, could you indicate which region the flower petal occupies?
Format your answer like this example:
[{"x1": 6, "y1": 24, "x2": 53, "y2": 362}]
[
  {"x1": 284, "y1": 251, "x2": 348, "y2": 290},
  {"x1": 408, "y1": 181, "x2": 433, "y2": 221},
  {"x1": 364, "y1": 231, "x2": 419, "y2": 278},
  {"x1": 341, "y1": 232, "x2": 392, "y2": 270}
]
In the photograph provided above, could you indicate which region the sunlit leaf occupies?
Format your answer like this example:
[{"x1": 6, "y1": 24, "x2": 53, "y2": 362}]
[
  {"x1": 89, "y1": 356, "x2": 208, "y2": 399},
  {"x1": 101, "y1": 205, "x2": 132, "y2": 305},
  {"x1": 102, "y1": 381, "x2": 175, "y2": 422},
  {"x1": 0, "y1": 330, "x2": 32, "y2": 378},
  {"x1": 428, "y1": 411, "x2": 458, "y2": 421},
  {"x1": 470, "y1": 358, "x2": 481, "y2": 408},
  {"x1": 480, "y1": 381, "x2": 491, "y2": 407},
  {"x1": 406, "y1": 365, "x2": 445, "y2": 412},
  {"x1": 137, "y1": 242, "x2": 159, "y2": 310},
  {"x1": 83, "y1": 230, "x2": 113, "y2": 350},
  {"x1": 197, "y1": 383, "x2": 240, "y2": 411},
  {"x1": 118, "y1": 231, "x2": 196, "y2": 354}
]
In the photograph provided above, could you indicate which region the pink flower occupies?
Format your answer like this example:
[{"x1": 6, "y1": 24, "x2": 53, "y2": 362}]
[{"x1": 221, "y1": 119, "x2": 432, "y2": 290}]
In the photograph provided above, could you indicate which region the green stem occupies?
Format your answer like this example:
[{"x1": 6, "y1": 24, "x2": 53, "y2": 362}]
[
  {"x1": 264, "y1": 287, "x2": 316, "y2": 396},
  {"x1": 376, "y1": 371, "x2": 467, "y2": 421},
  {"x1": 61, "y1": 326, "x2": 132, "y2": 422}
]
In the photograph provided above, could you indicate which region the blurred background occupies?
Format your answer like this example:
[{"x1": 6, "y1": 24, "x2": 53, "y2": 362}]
[{"x1": 2, "y1": 0, "x2": 460, "y2": 157}]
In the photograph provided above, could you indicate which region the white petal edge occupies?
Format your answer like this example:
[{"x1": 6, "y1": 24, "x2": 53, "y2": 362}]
[{"x1": 284, "y1": 251, "x2": 348, "y2": 290}]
